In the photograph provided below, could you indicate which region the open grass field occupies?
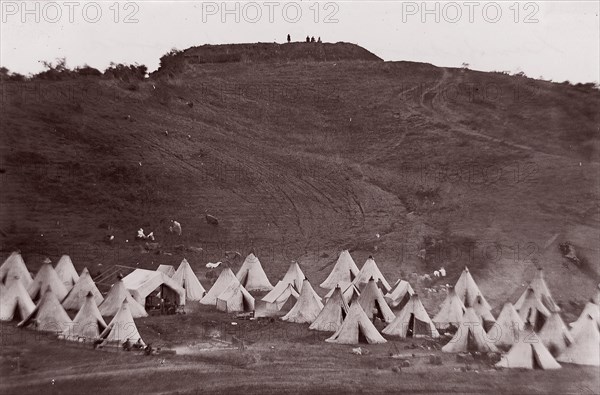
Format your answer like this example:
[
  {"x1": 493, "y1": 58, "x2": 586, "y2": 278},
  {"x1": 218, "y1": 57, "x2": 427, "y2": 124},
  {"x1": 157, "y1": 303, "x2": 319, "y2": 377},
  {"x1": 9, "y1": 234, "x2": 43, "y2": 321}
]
[{"x1": 1, "y1": 42, "x2": 599, "y2": 393}]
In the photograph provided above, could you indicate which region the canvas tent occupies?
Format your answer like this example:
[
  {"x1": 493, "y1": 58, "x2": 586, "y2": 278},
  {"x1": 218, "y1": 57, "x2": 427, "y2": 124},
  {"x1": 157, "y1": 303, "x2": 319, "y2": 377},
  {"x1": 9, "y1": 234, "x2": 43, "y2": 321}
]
[
  {"x1": 0, "y1": 252, "x2": 32, "y2": 288},
  {"x1": 0, "y1": 278, "x2": 35, "y2": 321},
  {"x1": 496, "y1": 329, "x2": 561, "y2": 370},
  {"x1": 326, "y1": 303, "x2": 387, "y2": 345},
  {"x1": 454, "y1": 267, "x2": 491, "y2": 311},
  {"x1": 433, "y1": 288, "x2": 466, "y2": 330},
  {"x1": 55, "y1": 255, "x2": 79, "y2": 292},
  {"x1": 123, "y1": 269, "x2": 186, "y2": 308},
  {"x1": 442, "y1": 307, "x2": 498, "y2": 353},
  {"x1": 324, "y1": 281, "x2": 360, "y2": 304},
  {"x1": 236, "y1": 253, "x2": 273, "y2": 291},
  {"x1": 473, "y1": 294, "x2": 496, "y2": 331},
  {"x1": 514, "y1": 268, "x2": 560, "y2": 312},
  {"x1": 62, "y1": 268, "x2": 104, "y2": 310},
  {"x1": 98, "y1": 278, "x2": 147, "y2": 318},
  {"x1": 310, "y1": 286, "x2": 349, "y2": 332},
  {"x1": 320, "y1": 250, "x2": 360, "y2": 289},
  {"x1": 200, "y1": 268, "x2": 239, "y2": 306},
  {"x1": 216, "y1": 281, "x2": 255, "y2": 313},
  {"x1": 63, "y1": 292, "x2": 107, "y2": 341},
  {"x1": 172, "y1": 259, "x2": 206, "y2": 301},
  {"x1": 28, "y1": 263, "x2": 69, "y2": 302},
  {"x1": 487, "y1": 302, "x2": 525, "y2": 349},
  {"x1": 538, "y1": 311, "x2": 574, "y2": 356},
  {"x1": 385, "y1": 279, "x2": 415, "y2": 311},
  {"x1": 99, "y1": 299, "x2": 145, "y2": 345},
  {"x1": 382, "y1": 294, "x2": 439, "y2": 339},
  {"x1": 570, "y1": 302, "x2": 600, "y2": 337},
  {"x1": 18, "y1": 287, "x2": 72, "y2": 333},
  {"x1": 279, "y1": 262, "x2": 306, "y2": 292},
  {"x1": 258, "y1": 281, "x2": 299, "y2": 317},
  {"x1": 352, "y1": 256, "x2": 391, "y2": 293},
  {"x1": 357, "y1": 278, "x2": 395, "y2": 323},
  {"x1": 282, "y1": 279, "x2": 324, "y2": 324},
  {"x1": 517, "y1": 287, "x2": 551, "y2": 332},
  {"x1": 557, "y1": 315, "x2": 600, "y2": 366},
  {"x1": 157, "y1": 265, "x2": 176, "y2": 278}
]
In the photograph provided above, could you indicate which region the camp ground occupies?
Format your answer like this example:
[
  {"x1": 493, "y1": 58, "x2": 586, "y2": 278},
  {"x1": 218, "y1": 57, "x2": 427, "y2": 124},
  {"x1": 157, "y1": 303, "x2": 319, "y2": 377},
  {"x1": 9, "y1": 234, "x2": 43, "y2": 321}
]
[{"x1": 1, "y1": 248, "x2": 599, "y2": 393}]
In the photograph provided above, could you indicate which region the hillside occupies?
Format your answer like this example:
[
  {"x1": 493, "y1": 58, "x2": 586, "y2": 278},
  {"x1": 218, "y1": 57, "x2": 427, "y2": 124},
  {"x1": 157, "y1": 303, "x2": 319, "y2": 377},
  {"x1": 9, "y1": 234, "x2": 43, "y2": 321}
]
[{"x1": 1, "y1": 41, "x2": 599, "y2": 309}]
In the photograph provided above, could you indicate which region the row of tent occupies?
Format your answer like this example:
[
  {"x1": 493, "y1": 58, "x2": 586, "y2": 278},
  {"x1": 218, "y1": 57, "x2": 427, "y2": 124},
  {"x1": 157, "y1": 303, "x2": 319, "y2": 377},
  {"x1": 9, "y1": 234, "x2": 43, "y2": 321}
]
[
  {"x1": 194, "y1": 250, "x2": 600, "y2": 370},
  {"x1": 2, "y1": 250, "x2": 599, "y2": 369}
]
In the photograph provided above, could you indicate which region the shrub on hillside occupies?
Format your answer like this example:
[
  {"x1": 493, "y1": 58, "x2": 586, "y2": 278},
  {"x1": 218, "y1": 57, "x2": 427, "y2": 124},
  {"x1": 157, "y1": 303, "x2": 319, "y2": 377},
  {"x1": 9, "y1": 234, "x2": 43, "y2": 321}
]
[{"x1": 103, "y1": 62, "x2": 148, "y2": 82}]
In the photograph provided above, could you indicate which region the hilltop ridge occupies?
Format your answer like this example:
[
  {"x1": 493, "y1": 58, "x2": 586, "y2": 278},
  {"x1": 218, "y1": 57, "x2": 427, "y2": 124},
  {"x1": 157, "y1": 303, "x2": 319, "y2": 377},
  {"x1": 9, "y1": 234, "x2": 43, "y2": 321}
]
[{"x1": 155, "y1": 41, "x2": 382, "y2": 74}]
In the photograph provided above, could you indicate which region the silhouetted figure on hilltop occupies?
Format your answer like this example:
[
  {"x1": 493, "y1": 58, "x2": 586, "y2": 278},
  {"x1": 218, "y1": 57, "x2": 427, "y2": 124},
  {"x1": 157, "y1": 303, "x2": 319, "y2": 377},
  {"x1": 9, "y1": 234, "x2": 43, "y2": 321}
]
[
  {"x1": 311, "y1": 36, "x2": 315, "y2": 43},
  {"x1": 318, "y1": 37, "x2": 322, "y2": 43},
  {"x1": 306, "y1": 36, "x2": 310, "y2": 43},
  {"x1": 287, "y1": 34, "x2": 291, "y2": 43}
]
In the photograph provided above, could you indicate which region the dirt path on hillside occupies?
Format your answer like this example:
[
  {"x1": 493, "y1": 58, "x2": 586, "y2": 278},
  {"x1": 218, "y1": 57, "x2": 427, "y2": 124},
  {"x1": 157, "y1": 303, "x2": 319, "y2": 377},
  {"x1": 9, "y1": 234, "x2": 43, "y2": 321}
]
[{"x1": 423, "y1": 69, "x2": 599, "y2": 165}]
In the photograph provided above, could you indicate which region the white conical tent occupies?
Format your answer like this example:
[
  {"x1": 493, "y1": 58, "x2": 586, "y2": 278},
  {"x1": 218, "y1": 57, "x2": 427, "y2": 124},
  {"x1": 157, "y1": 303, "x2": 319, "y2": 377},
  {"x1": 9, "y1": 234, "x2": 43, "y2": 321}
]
[
  {"x1": 282, "y1": 279, "x2": 324, "y2": 324},
  {"x1": 200, "y1": 268, "x2": 239, "y2": 306},
  {"x1": 0, "y1": 252, "x2": 32, "y2": 288},
  {"x1": 236, "y1": 253, "x2": 273, "y2": 291},
  {"x1": 517, "y1": 287, "x2": 551, "y2": 332},
  {"x1": 55, "y1": 255, "x2": 79, "y2": 292},
  {"x1": 216, "y1": 282, "x2": 255, "y2": 313},
  {"x1": 99, "y1": 299, "x2": 144, "y2": 345},
  {"x1": 310, "y1": 286, "x2": 349, "y2": 332},
  {"x1": 514, "y1": 269, "x2": 560, "y2": 312},
  {"x1": 538, "y1": 311, "x2": 574, "y2": 356},
  {"x1": 280, "y1": 262, "x2": 306, "y2": 292},
  {"x1": 326, "y1": 303, "x2": 387, "y2": 345},
  {"x1": 356, "y1": 278, "x2": 395, "y2": 323},
  {"x1": 261, "y1": 281, "x2": 300, "y2": 312},
  {"x1": 172, "y1": 259, "x2": 206, "y2": 301},
  {"x1": 324, "y1": 281, "x2": 360, "y2": 304},
  {"x1": 487, "y1": 302, "x2": 525, "y2": 348},
  {"x1": 570, "y1": 302, "x2": 600, "y2": 337},
  {"x1": 383, "y1": 294, "x2": 439, "y2": 338},
  {"x1": 28, "y1": 263, "x2": 69, "y2": 302},
  {"x1": 63, "y1": 292, "x2": 107, "y2": 340},
  {"x1": 496, "y1": 330, "x2": 561, "y2": 370},
  {"x1": 557, "y1": 315, "x2": 600, "y2": 366},
  {"x1": 473, "y1": 294, "x2": 496, "y2": 331},
  {"x1": 18, "y1": 287, "x2": 72, "y2": 333},
  {"x1": 454, "y1": 267, "x2": 491, "y2": 311},
  {"x1": 442, "y1": 307, "x2": 498, "y2": 353},
  {"x1": 62, "y1": 268, "x2": 104, "y2": 310},
  {"x1": 98, "y1": 278, "x2": 147, "y2": 318},
  {"x1": 320, "y1": 250, "x2": 360, "y2": 289},
  {"x1": 0, "y1": 278, "x2": 35, "y2": 321},
  {"x1": 385, "y1": 279, "x2": 415, "y2": 311},
  {"x1": 261, "y1": 262, "x2": 305, "y2": 304},
  {"x1": 433, "y1": 288, "x2": 466, "y2": 330},
  {"x1": 352, "y1": 256, "x2": 391, "y2": 292}
]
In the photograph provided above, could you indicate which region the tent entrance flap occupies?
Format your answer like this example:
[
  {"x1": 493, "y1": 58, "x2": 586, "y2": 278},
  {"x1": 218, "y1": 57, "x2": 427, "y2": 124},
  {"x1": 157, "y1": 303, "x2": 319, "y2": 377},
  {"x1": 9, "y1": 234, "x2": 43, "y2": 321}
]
[{"x1": 358, "y1": 325, "x2": 368, "y2": 344}]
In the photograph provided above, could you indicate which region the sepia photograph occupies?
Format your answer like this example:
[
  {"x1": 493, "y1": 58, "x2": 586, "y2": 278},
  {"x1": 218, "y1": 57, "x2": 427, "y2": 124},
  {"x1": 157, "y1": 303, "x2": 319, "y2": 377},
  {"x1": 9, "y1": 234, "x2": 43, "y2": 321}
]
[{"x1": 0, "y1": 1, "x2": 599, "y2": 393}]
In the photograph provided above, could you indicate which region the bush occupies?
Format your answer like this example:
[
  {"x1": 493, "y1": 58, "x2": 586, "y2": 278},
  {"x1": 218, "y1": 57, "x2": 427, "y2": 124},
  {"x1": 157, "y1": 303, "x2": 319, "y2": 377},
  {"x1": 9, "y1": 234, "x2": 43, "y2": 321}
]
[{"x1": 104, "y1": 62, "x2": 148, "y2": 82}]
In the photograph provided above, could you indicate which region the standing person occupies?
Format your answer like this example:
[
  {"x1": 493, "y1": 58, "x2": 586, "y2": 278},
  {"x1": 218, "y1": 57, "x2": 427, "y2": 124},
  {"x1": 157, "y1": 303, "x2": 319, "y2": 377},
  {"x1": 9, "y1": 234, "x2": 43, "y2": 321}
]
[
  {"x1": 287, "y1": 34, "x2": 291, "y2": 43},
  {"x1": 317, "y1": 37, "x2": 322, "y2": 43},
  {"x1": 311, "y1": 36, "x2": 315, "y2": 43},
  {"x1": 306, "y1": 36, "x2": 310, "y2": 42}
]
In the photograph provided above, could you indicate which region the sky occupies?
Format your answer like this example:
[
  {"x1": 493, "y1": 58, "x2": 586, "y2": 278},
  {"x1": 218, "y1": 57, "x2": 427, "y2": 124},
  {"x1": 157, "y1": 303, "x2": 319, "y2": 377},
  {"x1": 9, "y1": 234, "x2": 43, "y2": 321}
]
[{"x1": 1, "y1": 1, "x2": 599, "y2": 83}]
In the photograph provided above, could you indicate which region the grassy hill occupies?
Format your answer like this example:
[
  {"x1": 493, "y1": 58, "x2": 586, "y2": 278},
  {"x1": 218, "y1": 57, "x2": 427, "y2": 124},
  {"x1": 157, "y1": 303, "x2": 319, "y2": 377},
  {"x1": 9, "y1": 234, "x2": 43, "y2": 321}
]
[{"x1": 1, "y1": 41, "x2": 599, "y2": 309}]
